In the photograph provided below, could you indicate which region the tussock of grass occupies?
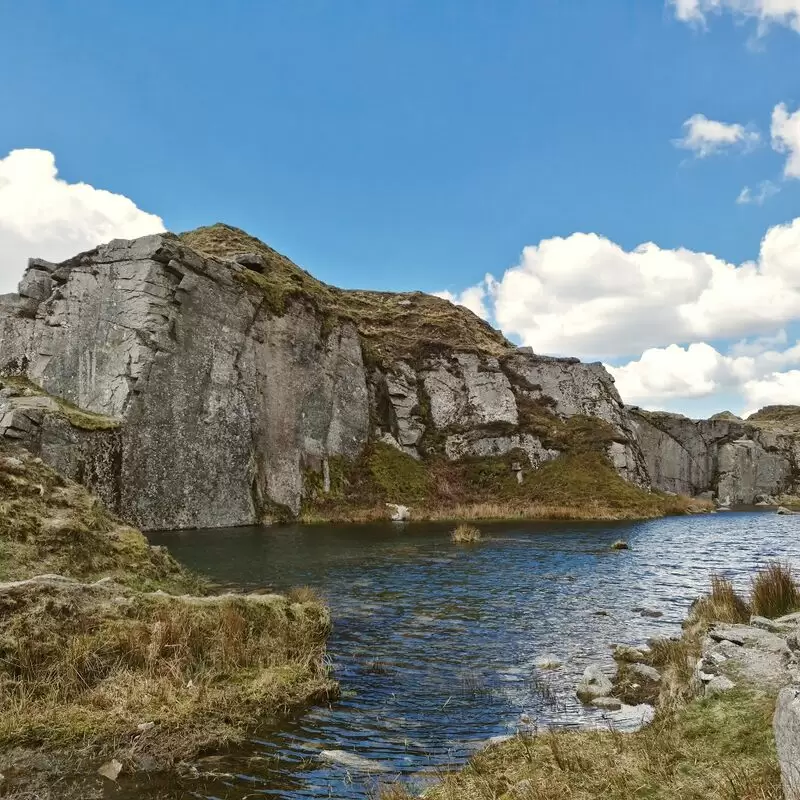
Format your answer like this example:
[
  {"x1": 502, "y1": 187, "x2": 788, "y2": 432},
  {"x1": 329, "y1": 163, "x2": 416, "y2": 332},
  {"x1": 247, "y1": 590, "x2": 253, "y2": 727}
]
[
  {"x1": 379, "y1": 691, "x2": 781, "y2": 800},
  {"x1": 610, "y1": 539, "x2": 629, "y2": 550},
  {"x1": 451, "y1": 524, "x2": 481, "y2": 543},
  {"x1": 687, "y1": 575, "x2": 751, "y2": 632},
  {"x1": 286, "y1": 585, "x2": 323, "y2": 604},
  {"x1": 751, "y1": 562, "x2": 800, "y2": 619}
]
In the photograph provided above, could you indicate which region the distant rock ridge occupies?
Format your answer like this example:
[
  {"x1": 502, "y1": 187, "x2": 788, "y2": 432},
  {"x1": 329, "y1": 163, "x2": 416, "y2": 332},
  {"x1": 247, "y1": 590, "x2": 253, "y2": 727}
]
[{"x1": 0, "y1": 224, "x2": 797, "y2": 529}]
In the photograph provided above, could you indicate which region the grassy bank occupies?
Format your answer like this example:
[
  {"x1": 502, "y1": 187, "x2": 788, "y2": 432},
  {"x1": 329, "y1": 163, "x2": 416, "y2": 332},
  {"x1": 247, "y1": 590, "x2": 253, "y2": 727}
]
[
  {"x1": 0, "y1": 444, "x2": 335, "y2": 797},
  {"x1": 300, "y1": 444, "x2": 710, "y2": 524},
  {"x1": 380, "y1": 691, "x2": 780, "y2": 800},
  {"x1": 380, "y1": 566, "x2": 799, "y2": 800}
]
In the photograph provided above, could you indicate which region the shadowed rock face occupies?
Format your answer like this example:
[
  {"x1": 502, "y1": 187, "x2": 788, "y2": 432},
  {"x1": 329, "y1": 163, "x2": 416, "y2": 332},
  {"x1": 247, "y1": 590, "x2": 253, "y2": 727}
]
[
  {"x1": 630, "y1": 409, "x2": 800, "y2": 504},
  {"x1": 1, "y1": 227, "x2": 797, "y2": 529}
]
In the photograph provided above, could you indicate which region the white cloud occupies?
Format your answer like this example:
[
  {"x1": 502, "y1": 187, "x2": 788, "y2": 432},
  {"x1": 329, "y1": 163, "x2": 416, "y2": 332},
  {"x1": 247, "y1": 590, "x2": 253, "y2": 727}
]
[
  {"x1": 771, "y1": 102, "x2": 800, "y2": 178},
  {"x1": 744, "y1": 370, "x2": 800, "y2": 408},
  {"x1": 473, "y1": 215, "x2": 800, "y2": 360},
  {"x1": 0, "y1": 149, "x2": 165, "y2": 294},
  {"x1": 671, "y1": 0, "x2": 800, "y2": 33},
  {"x1": 607, "y1": 337, "x2": 800, "y2": 410},
  {"x1": 674, "y1": 114, "x2": 759, "y2": 158},
  {"x1": 434, "y1": 283, "x2": 490, "y2": 320},
  {"x1": 737, "y1": 179, "x2": 780, "y2": 204}
]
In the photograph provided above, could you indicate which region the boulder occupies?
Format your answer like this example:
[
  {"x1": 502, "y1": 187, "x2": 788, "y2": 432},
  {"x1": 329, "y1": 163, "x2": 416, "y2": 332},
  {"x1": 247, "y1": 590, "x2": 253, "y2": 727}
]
[
  {"x1": 629, "y1": 663, "x2": 661, "y2": 683},
  {"x1": 774, "y1": 687, "x2": 800, "y2": 800},
  {"x1": 612, "y1": 644, "x2": 648, "y2": 663},
  {"x1": 777, "y1": 506, "x2": 800, "y2": 515},
  {"x1": 386, "y1": 503, "x2": 410, "y2": 522},
  {"x1": 705, "y1": 675, "x2": 735, "y2": 696},
  {"x1": 576, "y1": 665, "x2": 613, "y2": 702}
]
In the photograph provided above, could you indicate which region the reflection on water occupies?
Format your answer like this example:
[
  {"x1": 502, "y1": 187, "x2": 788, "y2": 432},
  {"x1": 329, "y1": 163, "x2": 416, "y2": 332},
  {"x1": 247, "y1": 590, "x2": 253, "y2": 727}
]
[{"x1": 138, "y1": 513, "x2": 800, "y2": 799}]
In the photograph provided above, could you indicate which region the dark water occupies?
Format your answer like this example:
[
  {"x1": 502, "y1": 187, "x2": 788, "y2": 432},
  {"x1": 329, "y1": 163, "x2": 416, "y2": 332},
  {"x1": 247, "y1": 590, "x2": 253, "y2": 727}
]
[{"x1": 142, "y1": 512, "x2": 800, "y2": 799}]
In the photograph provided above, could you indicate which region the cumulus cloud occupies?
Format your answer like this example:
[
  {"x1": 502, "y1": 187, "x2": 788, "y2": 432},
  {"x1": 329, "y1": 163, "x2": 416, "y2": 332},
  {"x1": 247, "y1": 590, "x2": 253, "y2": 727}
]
[
  {"x1": 0, "y1": 149, "x2": 165, "y2": 294},
  {"x1": 736, "y1": 179, "x2": 779, "y2": 204},
  {"x1": 606, "y1": 337, "x2": 800, "y2": 408},
  {"x1": 465, "y1": 215, "x2": 800, "y2": 360},
  {"x1": 674, "y1": 114, "x2": 759, "y2": 157},
  {"x1": 671, "y1": 0, "x2": 800, "y2": 32},
  {"x1": 434, "y1": 283, "x2": 490, "y2": 320},
  {"x1": 744, "y1": 370, "x2": 800, "y2": 409},
  {"x1": 771, "y1": 102, "x2": 800, "y2": 178}
]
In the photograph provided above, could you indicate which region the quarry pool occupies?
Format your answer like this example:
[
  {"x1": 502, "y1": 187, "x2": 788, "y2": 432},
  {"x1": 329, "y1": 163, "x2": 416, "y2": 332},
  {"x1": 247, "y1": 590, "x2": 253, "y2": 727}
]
[{"x1": 143, "y1": 512, "x2": 800, "y2": 799}]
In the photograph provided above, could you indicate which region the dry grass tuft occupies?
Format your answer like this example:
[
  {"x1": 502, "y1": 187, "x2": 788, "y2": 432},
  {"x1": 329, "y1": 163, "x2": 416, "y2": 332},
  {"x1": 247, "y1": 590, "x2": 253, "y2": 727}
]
[
  {"x1": 751, "y1": 562, "x2": 800, "y2": 619},
  {"x1": 687, "y1": 575, "x2": 751, "y2": 632},
  {"x1": 451, "y1": 524, "x2": 482, "y2": 543},
  {"x1": 610, "y1": 539, "x2": 629, "y2": 550},
  {"x1": 286, "y1": 585, "x2": 323, "y2": 604}
]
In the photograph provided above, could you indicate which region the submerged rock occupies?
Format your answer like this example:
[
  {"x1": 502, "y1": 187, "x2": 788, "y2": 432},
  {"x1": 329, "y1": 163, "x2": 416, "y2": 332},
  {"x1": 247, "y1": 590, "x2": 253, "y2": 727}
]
[
  {"x1": 590, "y1": 696, "x2": 622, "y2": 710},
  {"x1": 319, "y1": 750, "x2": 390, "y2": 772}
]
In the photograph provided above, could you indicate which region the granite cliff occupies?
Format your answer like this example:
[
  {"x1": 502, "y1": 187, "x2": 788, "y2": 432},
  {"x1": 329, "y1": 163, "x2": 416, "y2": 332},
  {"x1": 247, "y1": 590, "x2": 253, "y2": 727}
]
[
  {"x1": 630, "y1": 406, "x2": 800, "y2": 505},
  {"x1": 0, "y1": 224, "x2": 795, "y2": 529}
]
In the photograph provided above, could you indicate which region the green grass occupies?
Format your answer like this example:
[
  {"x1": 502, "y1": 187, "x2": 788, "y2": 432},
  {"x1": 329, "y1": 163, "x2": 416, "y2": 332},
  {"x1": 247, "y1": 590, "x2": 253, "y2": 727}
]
[{"x1": 380, "y1": 691, "x2": 781, "y2": 800}]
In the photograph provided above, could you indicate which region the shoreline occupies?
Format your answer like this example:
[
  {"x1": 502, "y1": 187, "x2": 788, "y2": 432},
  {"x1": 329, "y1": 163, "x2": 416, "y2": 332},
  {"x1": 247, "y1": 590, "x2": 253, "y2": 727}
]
[
  {"x1": 378, "y1": 567, "x2": 799, "y2": 800},
  {"x1": 0, "y1": 444, "x2": 337, "y2": 800}
]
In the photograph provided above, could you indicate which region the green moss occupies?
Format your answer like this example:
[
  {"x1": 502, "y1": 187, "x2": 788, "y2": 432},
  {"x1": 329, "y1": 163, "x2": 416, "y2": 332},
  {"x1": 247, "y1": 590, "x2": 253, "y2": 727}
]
[
  {"x1": 368, "y1": 443, "x2": 430, "y2": 503},
  {"x1": 0, "y1": 377, "x2": 120, "y2": 432}
]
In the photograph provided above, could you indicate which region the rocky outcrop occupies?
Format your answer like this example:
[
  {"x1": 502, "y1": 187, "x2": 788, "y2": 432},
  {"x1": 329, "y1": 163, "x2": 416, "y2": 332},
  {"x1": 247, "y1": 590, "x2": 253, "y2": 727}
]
[
  {"x1": 630, "y1": 408, "x2": 800, "y2": 504},
  {"x1": 776, "y1": 687, "x2": 800, "y2": 799},
  {"x1": 0, "y1": 226, "x2": 652, "y2": 529}
]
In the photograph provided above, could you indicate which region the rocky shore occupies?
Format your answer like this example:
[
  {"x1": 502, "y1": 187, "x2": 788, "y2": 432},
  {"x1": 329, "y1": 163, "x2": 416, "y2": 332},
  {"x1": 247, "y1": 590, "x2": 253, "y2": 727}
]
[{"x1": 382, "y1": 568, "x2": 800, "y2": 799}]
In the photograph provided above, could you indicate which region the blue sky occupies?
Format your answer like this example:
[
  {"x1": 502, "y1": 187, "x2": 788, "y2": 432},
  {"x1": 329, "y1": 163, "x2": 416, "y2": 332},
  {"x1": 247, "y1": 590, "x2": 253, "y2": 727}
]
[{"x1": 1, "y1": 1, "x2": 800, "y2": 417}]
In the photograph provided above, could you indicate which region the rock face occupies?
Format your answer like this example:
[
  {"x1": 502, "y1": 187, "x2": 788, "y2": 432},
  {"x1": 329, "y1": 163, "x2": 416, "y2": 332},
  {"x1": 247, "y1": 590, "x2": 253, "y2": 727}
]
[
  {"x1": 775, "y1": 687, "x2": 800, "y2": 800},
  {"x1": 0, "y1": 227, "x2": 653, "y2": 530},
  {"x1": 2, "y1": 225, "x2": 797, "y2": 529},
  {"x1": 1, "y1": 234, "x2": 369, "y2": 528},
  {"x1": 630, "y1": 408, "x2": 800, "y2": 504}
]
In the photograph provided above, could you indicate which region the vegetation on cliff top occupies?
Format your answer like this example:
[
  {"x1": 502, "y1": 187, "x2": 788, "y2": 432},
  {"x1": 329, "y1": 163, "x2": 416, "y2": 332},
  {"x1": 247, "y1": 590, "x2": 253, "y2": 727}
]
[
  {"x1": 0, "y1": 445, "x2": 334, "y2": 798},
  {"x1": 180, "y1": 223, "x2": 511, "y2": 362}
]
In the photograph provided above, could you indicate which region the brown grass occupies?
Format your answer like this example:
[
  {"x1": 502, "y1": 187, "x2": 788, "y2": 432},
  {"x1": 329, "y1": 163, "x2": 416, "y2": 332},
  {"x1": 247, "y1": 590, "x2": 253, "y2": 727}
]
[
  {"x1": 451, "y1": 524, "x2": 482, "y2": 543},
  {"x1": 379, "y1": 691, "x2": 782, "y2": 800},
  {"x1": 751, "y1": 562, "x2": 800, "y2": 618},
  {"x1": 687, "y1": 575, "x2": 751, "y2": 632}
]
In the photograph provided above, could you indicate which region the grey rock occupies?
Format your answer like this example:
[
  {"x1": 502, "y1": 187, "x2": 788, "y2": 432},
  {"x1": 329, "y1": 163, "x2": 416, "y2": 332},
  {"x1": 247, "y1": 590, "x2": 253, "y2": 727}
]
[
  {"x1": 576, "y1": 665, "x2": 613, "y2": 702},
  {"x1": 705, "y1": 675, "x2": 735, "y2": 696},
  {"x1": 590, "y1": 696, "x2": 622, "y2": 710},
  {"x1": 775, "y1": 687, "x2": 800, "y2": 800},
  {"x1": 386, "y1": 503, "x2": 410, "y2": 522},
  {"x1": 629, "y1": 663, "x2": 661, "y2": 683},
  {"x1": 778, "y1": 506, "x2": 800, "y2": 515},
  {"x1": 612, "y1": 644, "x2": 648, "y2": 663}
]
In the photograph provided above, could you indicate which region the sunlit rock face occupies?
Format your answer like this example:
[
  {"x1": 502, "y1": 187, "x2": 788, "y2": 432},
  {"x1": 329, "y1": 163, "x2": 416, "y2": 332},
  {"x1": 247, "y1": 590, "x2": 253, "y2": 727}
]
[{"x1": 2, "y1": 227, "x2": 795, "y2": 529}]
